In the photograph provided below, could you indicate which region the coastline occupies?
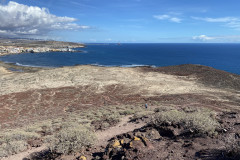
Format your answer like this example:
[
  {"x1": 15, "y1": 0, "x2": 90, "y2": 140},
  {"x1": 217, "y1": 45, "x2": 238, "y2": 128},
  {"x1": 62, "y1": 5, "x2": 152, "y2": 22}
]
[
  {"x1": 0, "y1": 60, "x2": 51, "y2": 74},
  {"x1": 0, "y1": 39, "x2": 85, "y2": 56},
  {"x1": 1, "y1": 59, "x2": 240, "y2": 91},
  {"x1": 0, "y1": 45, "x2": 84, "y2": 56},
  {"x1": 1, "y1": 42, "x2": 240, "y2": 75}
]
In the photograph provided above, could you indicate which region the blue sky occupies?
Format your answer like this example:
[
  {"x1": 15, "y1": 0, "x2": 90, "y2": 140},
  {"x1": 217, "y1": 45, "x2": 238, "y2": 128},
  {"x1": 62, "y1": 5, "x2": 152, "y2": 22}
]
[{"x1": 1, "y1": 0, "x2": 240, "y2": 43}]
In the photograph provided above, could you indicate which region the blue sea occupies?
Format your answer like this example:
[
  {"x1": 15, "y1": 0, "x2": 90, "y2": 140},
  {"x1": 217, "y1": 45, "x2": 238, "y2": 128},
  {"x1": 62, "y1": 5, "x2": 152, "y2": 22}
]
[{"x1": 0, "y1": 43, "x2": 240, "y2": 75}]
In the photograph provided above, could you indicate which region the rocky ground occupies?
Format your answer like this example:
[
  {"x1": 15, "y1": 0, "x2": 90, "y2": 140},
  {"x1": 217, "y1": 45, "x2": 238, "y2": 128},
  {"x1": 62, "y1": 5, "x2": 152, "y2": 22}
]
[{"x1": 0, "y1": 63, "x2": 240, "y2": 160}]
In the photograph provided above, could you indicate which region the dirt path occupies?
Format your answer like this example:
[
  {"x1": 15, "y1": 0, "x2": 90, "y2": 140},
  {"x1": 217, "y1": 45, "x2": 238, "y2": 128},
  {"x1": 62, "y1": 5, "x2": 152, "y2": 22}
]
[
  {"x1": 1, "y1": 146, "x2": 47, "y2": 160},
  {"x1": 96, "y1": 115, "x2": 146, "y2": 146}
]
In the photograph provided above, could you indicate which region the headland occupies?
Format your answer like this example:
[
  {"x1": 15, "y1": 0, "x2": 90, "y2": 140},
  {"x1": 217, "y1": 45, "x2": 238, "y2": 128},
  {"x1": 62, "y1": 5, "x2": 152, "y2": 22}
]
[
  {"x1": 0, "y1": 38, "x2": 84, "y2": 55},
  {"x1": 0, "y1": 62, "x2": 240, "y2": 160}
]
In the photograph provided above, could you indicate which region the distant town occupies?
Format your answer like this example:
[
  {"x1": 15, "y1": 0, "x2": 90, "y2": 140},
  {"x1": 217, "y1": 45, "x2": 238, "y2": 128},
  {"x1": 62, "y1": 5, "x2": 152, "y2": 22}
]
[
  {"x1": 0, "y1": 39, "x2": 84, "y2": 55},
  {"x1": 0, "y1": 45, "x2": 82, "y2": 55}
]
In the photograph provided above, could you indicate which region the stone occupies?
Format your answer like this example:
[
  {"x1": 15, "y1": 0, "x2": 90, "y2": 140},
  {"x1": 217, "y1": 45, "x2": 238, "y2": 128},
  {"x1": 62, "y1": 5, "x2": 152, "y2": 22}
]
[
  {"x1": 145, "y1": 128, "x2": 161, "y2": 140},
  {"x1": 79, "y1": 156, "x2": 87, "y2": 160}
]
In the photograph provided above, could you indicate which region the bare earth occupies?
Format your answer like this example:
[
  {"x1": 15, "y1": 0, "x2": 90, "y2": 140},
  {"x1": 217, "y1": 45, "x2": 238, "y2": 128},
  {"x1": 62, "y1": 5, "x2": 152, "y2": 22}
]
[
  {"x1": 96, "y1": 115, "x2": 146, "y2": 146},
  {"x1": 0, "y1": 67, "x2": 10, "y2": 75}
]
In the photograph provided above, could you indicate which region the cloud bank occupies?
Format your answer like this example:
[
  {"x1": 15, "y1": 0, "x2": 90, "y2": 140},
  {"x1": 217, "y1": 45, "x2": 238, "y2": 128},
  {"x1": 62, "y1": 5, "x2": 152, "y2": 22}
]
[{"x1": 0, "y1": 1, "x2": 89, "y2": 38}]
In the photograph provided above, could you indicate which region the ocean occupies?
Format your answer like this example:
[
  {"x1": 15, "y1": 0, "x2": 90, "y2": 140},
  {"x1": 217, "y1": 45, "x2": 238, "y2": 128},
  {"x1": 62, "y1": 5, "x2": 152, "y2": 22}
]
[{"x1": 0, "y1": 43, "x2": 240, "y2": 75}]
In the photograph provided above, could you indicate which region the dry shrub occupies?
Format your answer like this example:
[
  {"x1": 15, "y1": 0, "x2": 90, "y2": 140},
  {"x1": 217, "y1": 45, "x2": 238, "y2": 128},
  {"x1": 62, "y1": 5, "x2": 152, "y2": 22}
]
[
  {"x1": 101, "y1": 122, "x2": 110, "y2": 129},
  {"x1": 131, "y1": 111, "x2": 155, "y2": 121},
  {"x1": 0, "y1": 140, "x2": 28, "y2": 158},
  {"x1": 152, "y1": 109, "x2": 219, "y2": 136},
  {"x1": 0, "y1": 130, "x2": 40, "y2": 143},
  {"x1": 0, "y1": 129, "x2": 40, "y2": 158},
  {"x1": 105, "y1": 113, "x2": 121, "y2": 123},
  {"x1": 119, "y1": 109, "x2": 135, "y2": 115},
  {"x1": 49, "y1": 124, "x2": 96, "y2": 154},
  {"x1": 224, "y1": 134, "x2": 240, "y2": 159},
  {"x1": 154, "y1": 106, "x2": 175, "y2": 113},
  {"x1": 89, "y1": 105, "x2": 143, "y2": 128}
]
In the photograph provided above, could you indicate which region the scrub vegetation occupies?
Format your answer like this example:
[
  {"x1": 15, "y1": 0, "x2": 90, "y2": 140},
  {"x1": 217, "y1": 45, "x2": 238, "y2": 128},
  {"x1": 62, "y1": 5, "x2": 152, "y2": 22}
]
[{"x1": 0, "y1": 105, "x2": 144, "y2": 158}]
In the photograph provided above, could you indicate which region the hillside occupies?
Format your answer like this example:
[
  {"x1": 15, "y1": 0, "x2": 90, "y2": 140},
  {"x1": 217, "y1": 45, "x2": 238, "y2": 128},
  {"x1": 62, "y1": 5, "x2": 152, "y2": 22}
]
[{"x1": 0, "y1": 64, "x2": 239, "y2": 160}]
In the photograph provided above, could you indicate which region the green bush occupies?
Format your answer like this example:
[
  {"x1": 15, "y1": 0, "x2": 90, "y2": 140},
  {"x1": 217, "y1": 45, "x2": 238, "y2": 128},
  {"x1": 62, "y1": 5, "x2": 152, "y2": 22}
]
[{"x1": 49, "y1": 124, "x2": 96, "y2": 154}]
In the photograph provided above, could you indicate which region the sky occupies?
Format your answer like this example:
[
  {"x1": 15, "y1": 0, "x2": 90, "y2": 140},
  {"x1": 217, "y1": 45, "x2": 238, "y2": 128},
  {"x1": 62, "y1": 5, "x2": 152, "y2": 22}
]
[{"x1": 0, "y1": 0, "x2": 240, "y2": 43}]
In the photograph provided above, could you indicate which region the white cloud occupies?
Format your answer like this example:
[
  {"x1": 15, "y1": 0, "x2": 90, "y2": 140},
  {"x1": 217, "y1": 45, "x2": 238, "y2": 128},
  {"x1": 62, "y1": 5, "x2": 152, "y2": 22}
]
[
  {"x1": 0, "y1": 1, "x2": 89, "y2": 38},
  {"x1": 154, "y1": 14, "x2": 182, "y2": 23},
  {"x1": 170, "y1": 17, "x2": 182, "y2": 23},
  {"x1": 192, "y1": 35, "x2": 240, "y2": 42},
  {"x1": 192, "y1": 16, "x2": 240, "y2": 30},
  {"x1": 154, "y1": 15, "x2": 170, "y2": 20},
  {"x1": 192, "y1": 16, "x2": 238, "y2": 23},
  {"x1": 70, "y1": 1, "x2": 97, "y2": 9},
  {"x1": 192, "y1": 35, "x2": 215, "y2": 41}
]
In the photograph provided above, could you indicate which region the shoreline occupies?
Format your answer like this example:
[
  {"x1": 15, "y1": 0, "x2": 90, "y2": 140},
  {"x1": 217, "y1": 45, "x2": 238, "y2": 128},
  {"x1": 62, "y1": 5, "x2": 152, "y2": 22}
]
[
  {"x1": 0, "y1": 59, "x2": 156, "y2": 74},
  {"x1": 0, "y1": 60, "x2": 51, "y2": 73},
  {"x1": 1, "y1": 58, "x2": 240, "y2": 77},
  {"x1": 0, "y1": 59, "x2": 239, "y2": 77},
  {"x1": 0, "y1": 38, "x2": 85, "y2": 56},
  {"x1": 1, "y1": 59, "x2": 240, "y2": 92}
]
